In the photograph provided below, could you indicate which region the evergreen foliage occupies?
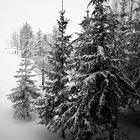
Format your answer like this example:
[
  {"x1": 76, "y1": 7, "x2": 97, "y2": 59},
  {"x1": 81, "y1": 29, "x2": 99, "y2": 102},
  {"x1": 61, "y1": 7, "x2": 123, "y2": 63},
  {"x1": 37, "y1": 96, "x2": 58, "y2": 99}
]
[
  {"x1": 7, "y1": 58, "x2": 40, "y2": 119},
  {"x1": 33, "y1": 6, "x2": 72, "y2": 136},
  {"x1": 43, "y1": 10, "x2": 72, "y2": 96},
  {"x1": 7, "y1": 0, "x2": 140, "y2": 139},
  {"x1": 110, "y1": 0, "x2": 137, "y2": 75},
  {"x1": 34, "y1": 0, "x2": 139, "y2": 140},
  {"x1": 111, "y1": 0, "x2": 130, "y2": 65},
  {"x1": 34, "y1": 29, "x2": 47, "y2": 58},
  {"x1": 124, "y1": 32, "x2": 140, "y2": 93},
  {"x1": 8, "y1": 31, "x2": 20, "y2": 54},
  {"x1": 117, "y1": 1, "x2": 140, "y2": 94},
  {"x1": 33, "y1": 29, "x2": 48, "y2": 87},
  {"x1": 20, "y1": 22, "x2": 33, "y2": 57}
]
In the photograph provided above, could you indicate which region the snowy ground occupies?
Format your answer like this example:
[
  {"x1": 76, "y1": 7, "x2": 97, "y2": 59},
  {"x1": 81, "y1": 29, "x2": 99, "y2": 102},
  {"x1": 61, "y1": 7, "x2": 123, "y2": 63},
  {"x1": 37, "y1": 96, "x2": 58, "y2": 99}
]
[
  {"x1": 0, "y1": 50, "x2": 140, "y2": 140},
  {"x1": 0, "y1": 51, "x2": 63, "y2": 140}
]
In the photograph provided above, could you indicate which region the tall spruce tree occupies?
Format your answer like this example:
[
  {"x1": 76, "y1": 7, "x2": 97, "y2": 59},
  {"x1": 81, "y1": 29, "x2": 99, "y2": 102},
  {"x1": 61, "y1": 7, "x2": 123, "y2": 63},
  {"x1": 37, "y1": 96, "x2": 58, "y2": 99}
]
[
  {"x1": 33, "y1": 1, "x2": 72, "y2": 137},
  {"x1": 7, "y1": 58, "x2": 40, "y2": 119},
  {"x1": 41, "y1": 0, "x2": 139, "y2": 140}
]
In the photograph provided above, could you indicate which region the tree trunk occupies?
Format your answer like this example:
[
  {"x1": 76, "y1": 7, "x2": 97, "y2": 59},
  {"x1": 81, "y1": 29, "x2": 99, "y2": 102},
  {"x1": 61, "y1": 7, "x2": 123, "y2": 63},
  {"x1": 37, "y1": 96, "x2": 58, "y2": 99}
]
[
  {"x1": 114, "y1": 117, "x2": 118, "y2": 129},
  {"x1": 109, "y1": 127, "x2": 115, "y2": 140},
  {"x1": 61, "y1": 129, "x2": 65, "y2": 139},
  {"x1": 41, "y1": 66, "x2": 45, "y2": 86},
  {"x1": 17, "y1": 46, "x2": 19, "y2": 54},
  {"x1": 114, "y1": 109, "x2": 118, "y2": 129}
]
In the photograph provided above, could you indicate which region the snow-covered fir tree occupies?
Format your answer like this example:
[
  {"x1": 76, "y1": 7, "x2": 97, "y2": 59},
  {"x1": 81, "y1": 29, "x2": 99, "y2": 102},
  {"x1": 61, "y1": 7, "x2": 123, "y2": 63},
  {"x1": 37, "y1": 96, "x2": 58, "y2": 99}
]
[
  {"x1": 33, "y1": 29, "x2": 48, "y2": 88},
  {"x1": 111, "y1": 0, "x2": 131, "y2": 69},
  {"x1": 8, "y1": 31, "x2": 20, "y2": 54},
  {"x1": 38, "y1": 0, "x2": 139, "y2": 140},
  {"x1": 7, "y1": 58, "x2": 40, "y2": 119},
  {"x1": 20, "y1": 22, "x2": 33, "y2": 58},
  {"x1": 116, "y1": 1, "x2": 140, "y2": 93},
  {"x1": 124, "y1": 28, "x2": 140, "y2": 94},
  {"x1": 47, "y1": 26, "x2": 59, "y2": 46},
  {"x1": 33, "y1": 1, "x2": 72, "y2": 137}
]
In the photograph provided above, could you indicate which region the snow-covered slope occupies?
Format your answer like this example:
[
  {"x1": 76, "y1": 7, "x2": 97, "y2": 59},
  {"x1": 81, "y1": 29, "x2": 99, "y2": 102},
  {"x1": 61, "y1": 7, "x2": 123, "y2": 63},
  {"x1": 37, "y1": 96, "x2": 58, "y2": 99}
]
[
  {"x1": 0, "y1": 52, "x2": 63, "y2": 140},
  {"x1": 1, "y1": 51, "x2": 140, "y2": 140}
]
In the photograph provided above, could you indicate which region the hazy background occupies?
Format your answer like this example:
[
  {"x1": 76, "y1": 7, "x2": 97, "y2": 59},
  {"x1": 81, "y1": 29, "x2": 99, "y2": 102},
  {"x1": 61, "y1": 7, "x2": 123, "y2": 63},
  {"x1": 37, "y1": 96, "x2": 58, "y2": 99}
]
[{"x1": 0, "y1": 0, "x2": 91, "y2": 49}]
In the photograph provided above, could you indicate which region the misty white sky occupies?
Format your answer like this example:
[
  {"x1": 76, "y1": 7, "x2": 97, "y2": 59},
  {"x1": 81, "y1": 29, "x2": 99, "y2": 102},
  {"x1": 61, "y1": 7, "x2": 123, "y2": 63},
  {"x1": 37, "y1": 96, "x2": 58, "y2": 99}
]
[{"x1": 0, "y1": 0, "x2": 91, "y2": 49}]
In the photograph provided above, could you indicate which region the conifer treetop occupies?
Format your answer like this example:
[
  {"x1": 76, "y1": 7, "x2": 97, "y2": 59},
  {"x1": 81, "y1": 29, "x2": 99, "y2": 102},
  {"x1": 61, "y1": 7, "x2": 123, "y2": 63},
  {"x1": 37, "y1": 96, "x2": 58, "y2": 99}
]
[{"x1": 89, "y1": 0, "x2": 109, "y2": 6}]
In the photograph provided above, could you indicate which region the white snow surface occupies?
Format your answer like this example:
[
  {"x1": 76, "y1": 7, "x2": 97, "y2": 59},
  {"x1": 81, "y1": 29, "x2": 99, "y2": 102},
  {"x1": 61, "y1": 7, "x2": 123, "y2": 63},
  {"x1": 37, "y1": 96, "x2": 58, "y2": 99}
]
[{"x1": 0, "y1": 51, "x2": 63, "y2": 140}]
